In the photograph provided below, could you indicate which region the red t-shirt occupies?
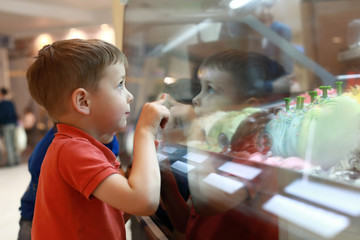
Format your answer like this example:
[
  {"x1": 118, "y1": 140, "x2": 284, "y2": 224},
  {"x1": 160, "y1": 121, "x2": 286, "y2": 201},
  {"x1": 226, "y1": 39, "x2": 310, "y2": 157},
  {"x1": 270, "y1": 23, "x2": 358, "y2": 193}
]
[{"x1": 32, "y1": 124, "x2": 125, "y2": 240}]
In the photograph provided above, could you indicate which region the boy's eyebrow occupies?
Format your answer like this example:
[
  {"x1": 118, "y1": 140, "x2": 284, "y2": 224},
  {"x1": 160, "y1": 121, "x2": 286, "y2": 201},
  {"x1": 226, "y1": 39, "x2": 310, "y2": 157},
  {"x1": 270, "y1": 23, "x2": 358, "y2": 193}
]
[
  {"x1": 204, "y1": 79, "x2": 220, "y2": 88},
  {"x1": 201, "y1": 78, "x2": 211, "y2": 84}
]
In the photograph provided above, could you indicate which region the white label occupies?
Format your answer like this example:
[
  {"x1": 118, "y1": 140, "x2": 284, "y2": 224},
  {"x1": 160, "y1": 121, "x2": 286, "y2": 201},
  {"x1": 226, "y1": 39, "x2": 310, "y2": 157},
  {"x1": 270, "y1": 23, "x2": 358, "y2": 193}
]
[
  {"x1": 162, "y1": 146, "x2": 177, "y2": 154},
  {"x1": 156, "y1": 153, "x2": 168, "y2": 162},
  {"x1": 263, "y1": 194, "x2": 350, "y2": 239},
  {"x1": 171, "y1": 161, "x2": 195, "y2": 173},
  {"x1": 203, "y1": 173, "x2": 245, "y2": 194},
  {"x1": 218, "y1": 162, "x2": 262, "y2": 180},
  {"x1": 285, "y1": 179, "x2": 360, "y2": 216},
  {"x1": 183, "y1": 152, "x2": 208, "y2": 163}
]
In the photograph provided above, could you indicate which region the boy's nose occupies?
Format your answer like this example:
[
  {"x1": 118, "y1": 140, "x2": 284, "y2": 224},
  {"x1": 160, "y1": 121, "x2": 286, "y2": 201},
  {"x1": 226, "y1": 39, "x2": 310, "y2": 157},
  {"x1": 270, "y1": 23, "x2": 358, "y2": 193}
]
[
  {"x1": 192, "y1": 96, "x2": 200, "y2": 106},
  {"x1": 127, "y1": 92, "x2": 134, "y2": 103}
]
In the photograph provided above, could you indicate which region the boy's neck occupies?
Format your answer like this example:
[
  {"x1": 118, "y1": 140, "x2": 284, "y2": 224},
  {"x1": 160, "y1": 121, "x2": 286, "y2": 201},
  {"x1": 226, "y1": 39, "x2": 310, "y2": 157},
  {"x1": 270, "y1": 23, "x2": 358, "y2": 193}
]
[{"x1": 56, "y1": 112, "x2": 101, "y2": 141}]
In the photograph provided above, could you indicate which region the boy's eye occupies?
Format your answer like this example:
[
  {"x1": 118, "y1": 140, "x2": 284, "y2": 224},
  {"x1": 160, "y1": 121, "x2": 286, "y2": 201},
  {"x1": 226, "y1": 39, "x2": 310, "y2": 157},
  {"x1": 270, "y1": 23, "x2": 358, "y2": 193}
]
[
  {"x1": 207, "y1": 86, "x2": 215, "y2": 94},
  {"x1": 117, "y1": 80, "x2": 124, "y2": 88}
]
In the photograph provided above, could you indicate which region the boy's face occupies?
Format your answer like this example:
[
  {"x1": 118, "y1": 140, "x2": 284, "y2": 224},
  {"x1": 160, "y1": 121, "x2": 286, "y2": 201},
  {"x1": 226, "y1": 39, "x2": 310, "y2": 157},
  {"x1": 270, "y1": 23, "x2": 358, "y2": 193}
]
[
  {"x1": 192, "y1": 67, "x2": 244, "y2": 116},
  {"x1": 90, "y1": 62, "x2": 133, "y2": 135}
]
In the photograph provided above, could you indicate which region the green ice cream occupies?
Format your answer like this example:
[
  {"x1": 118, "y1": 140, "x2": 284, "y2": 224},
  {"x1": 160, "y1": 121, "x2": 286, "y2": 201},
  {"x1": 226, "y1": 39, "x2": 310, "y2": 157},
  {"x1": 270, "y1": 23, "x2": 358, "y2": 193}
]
[{"x1": 297, "y1": 95, "x2": 360, "y2": 169}]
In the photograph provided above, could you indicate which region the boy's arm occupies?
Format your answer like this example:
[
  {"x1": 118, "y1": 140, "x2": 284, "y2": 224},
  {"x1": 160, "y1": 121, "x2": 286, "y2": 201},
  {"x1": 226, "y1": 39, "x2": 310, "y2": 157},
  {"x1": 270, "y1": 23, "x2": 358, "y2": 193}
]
[
  {"x1": 92, "y1": 95, "x2": 170, "y2": 216},
  {"x1": 160, "y1": 159, "x2": 190, "y2": 232}
]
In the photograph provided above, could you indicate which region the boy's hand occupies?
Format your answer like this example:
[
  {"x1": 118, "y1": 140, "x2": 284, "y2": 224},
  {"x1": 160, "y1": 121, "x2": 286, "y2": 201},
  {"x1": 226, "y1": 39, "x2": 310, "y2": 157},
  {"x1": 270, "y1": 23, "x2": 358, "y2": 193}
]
[
  {"x1": 136, "y1": 94, "x2": 170, "y2": 137},
  {"x1": 162, "y1": 94, "x2": 179, "y2": 109},
  {"x1": 272, "y1": 73, "x2": 295, "y2": 94}
]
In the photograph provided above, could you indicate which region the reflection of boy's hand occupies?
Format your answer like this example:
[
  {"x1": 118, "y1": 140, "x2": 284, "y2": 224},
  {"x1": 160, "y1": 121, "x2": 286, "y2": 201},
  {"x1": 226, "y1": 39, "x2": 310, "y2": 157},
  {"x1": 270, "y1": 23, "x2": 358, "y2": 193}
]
[
  {"x1": 160, "y1": 94, "x2": 196, "y2": 130},
  {"x1": 162, "y1": 94, "x2": 178, "y2": 109},
  {"x1": 272, "y1": 73, "x2": 295, "y2": 94},
  {"x1": 168, "y1": 104, "x2": 195, "y2": 129}
]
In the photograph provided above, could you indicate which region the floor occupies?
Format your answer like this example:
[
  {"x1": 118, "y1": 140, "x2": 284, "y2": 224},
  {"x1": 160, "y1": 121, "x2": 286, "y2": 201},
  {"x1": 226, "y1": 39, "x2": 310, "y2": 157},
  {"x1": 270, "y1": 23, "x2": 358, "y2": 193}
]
[
  {"x1": 0, "y1": 163, "x2": 29, "y2": 240},
  {"x1": 0, "y1": 154, "x2": 135, "y2": 240}
]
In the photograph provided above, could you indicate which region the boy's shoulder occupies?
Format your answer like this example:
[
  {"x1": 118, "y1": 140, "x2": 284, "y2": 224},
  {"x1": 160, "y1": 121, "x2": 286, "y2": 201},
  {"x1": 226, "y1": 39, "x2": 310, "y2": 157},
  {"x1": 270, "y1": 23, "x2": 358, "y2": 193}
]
[{"x1": 54, "y1": 124, "x2": 97, "y2": 145}]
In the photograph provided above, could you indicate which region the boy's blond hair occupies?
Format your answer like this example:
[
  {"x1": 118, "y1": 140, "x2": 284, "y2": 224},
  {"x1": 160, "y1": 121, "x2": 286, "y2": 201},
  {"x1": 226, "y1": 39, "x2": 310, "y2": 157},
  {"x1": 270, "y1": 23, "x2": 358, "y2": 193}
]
[{"x1": 26, "y1": 39, "x2": 128, "y2": 119}]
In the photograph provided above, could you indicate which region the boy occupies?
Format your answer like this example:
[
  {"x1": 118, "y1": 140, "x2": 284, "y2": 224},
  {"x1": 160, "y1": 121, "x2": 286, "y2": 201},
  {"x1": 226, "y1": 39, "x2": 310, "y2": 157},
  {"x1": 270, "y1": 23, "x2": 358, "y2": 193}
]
[
  {"x1": 26, "y1": 39, "x2": 170, "y2": 239},
  {"x1": 17, "y1": 125, "x2": 120, "y2": 240}
]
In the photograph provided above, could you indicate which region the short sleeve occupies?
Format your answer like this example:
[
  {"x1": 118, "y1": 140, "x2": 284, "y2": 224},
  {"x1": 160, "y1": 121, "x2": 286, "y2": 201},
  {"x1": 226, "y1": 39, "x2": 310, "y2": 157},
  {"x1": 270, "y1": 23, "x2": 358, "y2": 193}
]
[{"x1": 57, "y1": 138, "x2": 119, "y2": 199}]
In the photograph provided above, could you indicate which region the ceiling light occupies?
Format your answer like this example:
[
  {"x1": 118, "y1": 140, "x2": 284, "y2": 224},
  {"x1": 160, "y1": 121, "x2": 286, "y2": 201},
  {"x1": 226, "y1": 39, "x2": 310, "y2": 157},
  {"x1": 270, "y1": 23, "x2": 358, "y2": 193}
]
[
  {"x1": 66, "y1": 28, "x2": 86, "y2": 40},
  {"x1": 98, "y1": 24, "x2": 115, "y2": 44},
  {"x1": 35, "y1": 34, "x2": 53, "y2": 50}
]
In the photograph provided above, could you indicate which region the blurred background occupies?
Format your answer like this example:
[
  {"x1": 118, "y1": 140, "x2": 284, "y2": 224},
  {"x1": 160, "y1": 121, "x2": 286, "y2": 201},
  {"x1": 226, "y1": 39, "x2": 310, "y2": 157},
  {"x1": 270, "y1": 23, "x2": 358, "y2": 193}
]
[{"x1": 1, "y1": 0, "x2": 360, "y2": 239}]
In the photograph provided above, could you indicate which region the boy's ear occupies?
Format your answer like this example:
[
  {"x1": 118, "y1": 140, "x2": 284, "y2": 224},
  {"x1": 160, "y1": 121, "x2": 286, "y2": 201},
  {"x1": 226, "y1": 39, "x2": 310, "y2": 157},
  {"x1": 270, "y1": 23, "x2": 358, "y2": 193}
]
[
  {"x1": 245, "y1": 97, "x2": 260, "y2": 107},
  {"x1": 72, "y1": 88, "x2": 90, "y2": 115}
]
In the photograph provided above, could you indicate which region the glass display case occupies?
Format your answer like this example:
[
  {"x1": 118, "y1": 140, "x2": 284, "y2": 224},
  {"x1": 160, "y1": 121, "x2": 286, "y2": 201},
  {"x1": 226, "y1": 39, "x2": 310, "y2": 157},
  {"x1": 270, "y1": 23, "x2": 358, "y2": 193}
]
[{"x1": 122, "y1": 0, "x2": 360, "y2": 239}]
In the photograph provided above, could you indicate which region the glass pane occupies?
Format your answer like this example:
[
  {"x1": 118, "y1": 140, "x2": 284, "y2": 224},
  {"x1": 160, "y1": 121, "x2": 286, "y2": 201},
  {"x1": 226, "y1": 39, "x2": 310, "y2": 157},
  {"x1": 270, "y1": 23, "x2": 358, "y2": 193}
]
[{"x1": 123, "y1": 0, "x2": 360, "y2": 239}]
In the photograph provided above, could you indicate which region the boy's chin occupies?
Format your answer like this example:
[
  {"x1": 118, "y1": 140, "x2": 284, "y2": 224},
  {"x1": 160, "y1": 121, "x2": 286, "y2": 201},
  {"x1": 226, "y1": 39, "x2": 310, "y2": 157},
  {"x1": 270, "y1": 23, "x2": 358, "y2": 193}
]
[
  {"x1": 117, "y1": 126, "x2": 126, "y2": 132},
  {"x1": 117, "y1": 121, "x2": 128, "y2": 131},
  {"x1": 194, "y1": 108, "x2": 203, "y2": 117},
  {"x1": 194, "y1": 108, "x2": 216, "y2": 117}
]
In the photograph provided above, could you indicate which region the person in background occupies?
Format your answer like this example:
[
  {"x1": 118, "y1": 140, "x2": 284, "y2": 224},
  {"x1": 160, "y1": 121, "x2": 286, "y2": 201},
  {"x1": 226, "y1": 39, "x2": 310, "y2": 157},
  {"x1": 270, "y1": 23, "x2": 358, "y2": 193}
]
[
  {"x1": 17, "y1": 125, "x2": 120, "y2": 240},
  {"x1": 26, "y1": 39, "x2": 170, "y2": 239},
  {"x1": 22, "y1": 105, "x2": 37, "y2": 149},
  {"x1": 254, "y1": 0, "x2": 293, "y2": 74},
  {"x1": 219, "y1": 0, "x2": 293, "y2": 74},
  {"x1": 0, "y1": 87, "x2": 20, "y2": 166}
]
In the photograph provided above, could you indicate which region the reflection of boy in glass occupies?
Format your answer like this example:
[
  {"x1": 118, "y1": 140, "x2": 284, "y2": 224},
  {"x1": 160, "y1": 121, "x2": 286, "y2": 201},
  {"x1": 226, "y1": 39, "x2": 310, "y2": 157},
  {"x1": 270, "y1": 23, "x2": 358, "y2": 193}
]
[
  {"x1": 161, "y1": 49, "x2": 288, "y2": 239},
  {"x1": 164, "y1": 49, "x2": 290, "y2": 147},
  {"x1": 193, "y1": 49, "x2": 289, "y2": 115}
]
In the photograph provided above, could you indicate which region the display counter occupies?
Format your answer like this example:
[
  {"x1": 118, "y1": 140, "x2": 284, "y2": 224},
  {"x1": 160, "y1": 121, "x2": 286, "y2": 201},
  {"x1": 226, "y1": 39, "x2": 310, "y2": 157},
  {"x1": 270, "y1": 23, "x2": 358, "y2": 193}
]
[
  {"x1": 122, "y1": 0, "x2": 360, "y2": 239},
  {"x1": 152, "y1": 142, "x2": 360, "y2": 240}
]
